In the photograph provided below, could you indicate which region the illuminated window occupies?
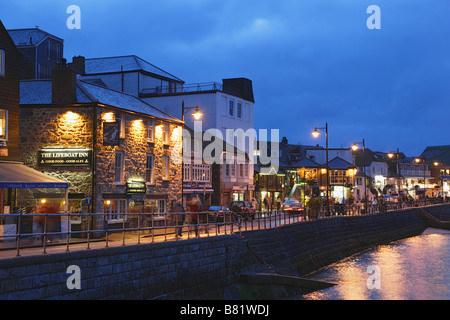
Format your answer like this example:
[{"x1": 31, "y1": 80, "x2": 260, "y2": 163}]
[
  {"x1": 115, "y1": 152, "x2": 124, "y2": 184},
  {"x1": 147, "y1": 120, "x2": 154, "y2": 142},
  {"x1": 0, "y1": 49, "x2": 4, "y2": 77},
  {"x1": 146, "y1": 154, "x2": 154, "y2": 184},
  {"x1": 103, "y1": 199, "x2": 127, "y2": 221},
  {"x1": 162, "y1": 124, "x2": 169, "y2": 144},
  {"x1": 161, "y1": 156, "x2": 169, "y2": 180},
  {"x1": 0, "y1": 109, "x2": 7, "y2": 140}
]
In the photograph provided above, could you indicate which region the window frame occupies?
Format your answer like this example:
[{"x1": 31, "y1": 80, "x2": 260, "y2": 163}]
[
  {"x1": 114, "y1": 152, "x2": 124, "y2": 184},
  {"x1": 0, "y1": 109, "x2": 8, "y2": 141},
  {"x1": 147, "y1": 120, "x2": 154, "y2": 143},
  {"x1": 0, "y1": 49, "x2": 5, "y2": 77},
  {"x1": 161, "y1": 156, "x2": 169, "y2": 180},
  {"x1": 146, "y1": 154, "x2": 154, "y2": 185}
]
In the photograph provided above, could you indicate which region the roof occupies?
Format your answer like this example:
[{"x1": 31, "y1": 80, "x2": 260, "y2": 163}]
[
  {"x1": 7, "y1": 28, "x2": 63, "y2": 46},
  {"x1": 20, "y1": 79, "x2": 183, "y2": 123},
  {"x1": 289, "y1": 157, "x2": 321, "y2": 168},
  {"x1": 327, "y1": 157, "x2": 356, "y2": 170},
  {"x1": 0, "y1": 161, "x2": 68, "y2": 188},
  {"x1": 421, "y1": 145, "x2": 450, "y2": 165},
  {"x1": 84, "y1": 55, "x2": 184, "y2": 83}
]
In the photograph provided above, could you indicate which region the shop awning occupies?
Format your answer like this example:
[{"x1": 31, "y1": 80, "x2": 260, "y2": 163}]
[{"x1": 0, "y1": 162, "x2": 69, "y2": 189}]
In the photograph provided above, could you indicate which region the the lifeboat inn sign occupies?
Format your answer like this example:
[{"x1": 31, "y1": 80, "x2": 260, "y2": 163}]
[{"x1": 38, "y1": 149, "x2": 92, "y2": 166}]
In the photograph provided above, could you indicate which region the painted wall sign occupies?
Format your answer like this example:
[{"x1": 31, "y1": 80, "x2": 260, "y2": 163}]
[{"x1": 38, "y1": 149, "x2": 92, "y2": 166}]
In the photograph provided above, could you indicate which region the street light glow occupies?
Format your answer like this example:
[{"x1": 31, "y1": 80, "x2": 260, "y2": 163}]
[
  {"x1": 312, "y1": 128, "x2": 319, "y2": 138},
  {"x1": 192, "y1": 106, "x2": 202, "y2": 120}
]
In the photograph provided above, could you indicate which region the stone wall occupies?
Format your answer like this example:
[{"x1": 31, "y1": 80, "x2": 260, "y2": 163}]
[{"x1": 1, "y1": 205, "x2": 448, "y2": 300}]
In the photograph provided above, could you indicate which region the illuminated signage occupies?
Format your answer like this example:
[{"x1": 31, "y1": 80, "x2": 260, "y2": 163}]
[{"x1": 38, "y1": 149, "x2": 92, "y2": 166}]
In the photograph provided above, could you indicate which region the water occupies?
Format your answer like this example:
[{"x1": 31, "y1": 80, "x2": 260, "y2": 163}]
[{"x1": 302, "y1": 228, "x2": 450, "y2": 300}]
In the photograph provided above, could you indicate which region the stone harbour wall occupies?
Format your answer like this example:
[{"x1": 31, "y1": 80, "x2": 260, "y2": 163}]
[{"x1": 0, "y1": 205, "x2": 448, "y2": 300}]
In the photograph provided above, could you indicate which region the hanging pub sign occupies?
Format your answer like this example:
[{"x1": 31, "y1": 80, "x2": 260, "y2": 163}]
[
  {"x1": 38, "y1": 149, "x2": 92, "y2": 166},
  {"x1": 103, "y1": 121, "x2": 120, "y2": 146}
]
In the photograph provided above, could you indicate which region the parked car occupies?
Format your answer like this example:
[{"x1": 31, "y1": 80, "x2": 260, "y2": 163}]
[
  {"x1": 207, "y1": 206, "x2": 230, "y2": 222},
  {"x1": 281, "y1": 200, "x2": 304, "y2": 213},
  {"x1": 383, "y1": 195, "x2": 395, "y2": 202},
  {"x1": 230, "y1": 201, "x2": 255, "y2": 220}
]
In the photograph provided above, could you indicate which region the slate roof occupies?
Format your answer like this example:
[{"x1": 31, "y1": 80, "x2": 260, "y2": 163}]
[
  {"x1": 327, "y1": 157, "x2": 356, "y2": 170},
  {"x1": 7, "y1": 28, "x2": 63, "y2": 46},
  {"x1": 421, "y1": 146, "x2": 450, "y2": 165},
  {"x1": 84, "y1": 55, "x2": 184, "y2": 83},
  {"x1": 20, "y1": 79, "x2": 182, "y2": 123}
]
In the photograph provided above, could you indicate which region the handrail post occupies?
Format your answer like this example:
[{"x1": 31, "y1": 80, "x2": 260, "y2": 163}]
[
  {"x1": 16, "y1": 212, "x2": 22, "y2": 257},
  {"x1": 87, "y1": 212, "x2": 91, "y2": 250},
  {"x1": 66, "y1": 212, "x2": 70, "y2": 252},
  {"x1": 43, "y1": 214, "x2": 48, "y2": 254}
]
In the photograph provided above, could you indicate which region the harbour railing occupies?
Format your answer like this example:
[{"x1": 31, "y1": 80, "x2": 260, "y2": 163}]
[{"x1": 0, "y1": 198, "x2": 448, "y2": 257}]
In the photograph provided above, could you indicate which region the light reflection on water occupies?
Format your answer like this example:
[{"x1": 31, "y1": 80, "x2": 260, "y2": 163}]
[{"x1": 303, "y1": 228, "x2": 450, "y2": 300}]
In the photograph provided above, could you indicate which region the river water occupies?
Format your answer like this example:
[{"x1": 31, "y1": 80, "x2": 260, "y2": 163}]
[{"x1": 302, "y1": 228, "x2": 450, "y2": 300}]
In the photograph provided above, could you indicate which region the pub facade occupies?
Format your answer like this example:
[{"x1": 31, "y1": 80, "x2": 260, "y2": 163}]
[{"x1": 19, "y1": 61, "x2": 183, "y2": 231}]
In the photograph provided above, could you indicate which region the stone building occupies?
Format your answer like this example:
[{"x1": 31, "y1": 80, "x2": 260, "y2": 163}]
[{"x1": 19, "y1": 61, "x2": 183, "y2": 230}]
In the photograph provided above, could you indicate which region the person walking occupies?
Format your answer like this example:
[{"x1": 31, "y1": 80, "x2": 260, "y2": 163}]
[
  {"x1": 188, "y1": 195, "x2": 202, "y2": 237},
  {"x1": 171, "y1": 201, "x2": 185, "y2": 238}
]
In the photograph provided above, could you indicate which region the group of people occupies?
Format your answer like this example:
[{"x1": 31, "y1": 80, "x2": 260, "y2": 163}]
[{"x1": 169, "y1": 195, "x2": 203, "y2": 238}]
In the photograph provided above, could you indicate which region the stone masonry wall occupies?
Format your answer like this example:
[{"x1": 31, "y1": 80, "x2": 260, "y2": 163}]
[{"x1": 1, "y1": 205, "x2": 448, "y2": 300}]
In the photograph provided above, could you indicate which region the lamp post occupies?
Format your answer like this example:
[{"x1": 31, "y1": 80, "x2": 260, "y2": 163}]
[
  {"x1": 415, "y1": 156, "x2": 427, "y2": 205},
  {"x1": 387, "y1": 148, "x2": 401, "y2": 194},
  {"x1": 351, "y1": 139, "x2": 367, "y2": 213},
  {"x1": 181, "y1": 101, "x2": 202, "y2": 209},
  {"x1": 312, "y1": 123, "x2": 329, "y2": 216}
]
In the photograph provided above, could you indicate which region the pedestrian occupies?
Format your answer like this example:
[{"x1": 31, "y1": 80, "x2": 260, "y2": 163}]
[
  {"x1": 263, "y1": 196, "x2": 269, "y2": 211},
  {"x1": 276, "y1": 196, "x2": 281, "y2": 210},
  {"x1": 251, "y1": 197, "x2": 258, "y2": 210},
  {"x1": 188, "y1": 195, "x2": 202, "y2": 237},
  {"x1": 171, "y1": 201, "x2": 185, "y2": 238}
]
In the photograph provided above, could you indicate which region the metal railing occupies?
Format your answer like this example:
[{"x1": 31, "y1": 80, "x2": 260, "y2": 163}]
[
  {"x1": 0, "y1": 198, "x2": 448, "y2": 257},
  {"x1": 140, "y1": 82, "x2": 223, "y2": 96}
]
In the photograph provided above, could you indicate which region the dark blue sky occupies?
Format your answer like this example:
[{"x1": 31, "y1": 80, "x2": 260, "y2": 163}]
[{"x1": 2, "y1": 0, "x2": 449, "y2": 156}]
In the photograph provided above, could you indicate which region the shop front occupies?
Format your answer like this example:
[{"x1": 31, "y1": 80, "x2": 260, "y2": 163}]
[{"x1": 0, "y1": 161, "x2": 69, "y2": 240}]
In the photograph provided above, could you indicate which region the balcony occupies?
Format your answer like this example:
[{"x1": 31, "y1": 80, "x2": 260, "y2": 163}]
[{"x1": 140, "y1": 82, "x2": 224, "y2": 97}]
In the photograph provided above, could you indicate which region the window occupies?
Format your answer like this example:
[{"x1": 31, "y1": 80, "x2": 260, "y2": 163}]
[
  {"x1": 146, "y1": 154, "x2": 154, "y2": 184},
  {"x1": 147, "y1": 120, "x2": 154, "y2": 142},
  {"x1": 184, "y1": 163, "x2": 191, "y2": 181},
  {"x1": 0, "y1": 49, "x2": 4, "y2": 77},
  {"x1": 231, "y1": 163, "x2": 236, "y2": 176},
  {"x1": 245, "y1": 163, "x2": 249, "y2": 177},
  {"x1": 116, "y1": 113, "x2": 125, "y2": 139},
  {"x1": 0, "y1": 109, "x2": 7, "y2": 140},
  {"x1": 237, "y1": 102, "x2": 242, "y2": 119},
  {"x1": 225, "y1": 164, "x2": 230, "y2": 176},
  {"x1": 229, "y1": 100, "x2": 234, "y2": 117},
  {"x1": 239, "y1": 164, "x2": 244, "y2": 177},
  {"x1": 163, "y1": 124, "x2": 169, "y2": 144},
  {"x1": 144, "y1": 199, "x2": 166, "y2": 214},
  {"x1": 104, "y1": 199, "x2": 127, "y2": 221},
  {"x1": 161, "y1": 156, "x2": 169, "y2": 180},
  {"x1": 115, "y1": 152, "x2": 124, "y2": 184}
]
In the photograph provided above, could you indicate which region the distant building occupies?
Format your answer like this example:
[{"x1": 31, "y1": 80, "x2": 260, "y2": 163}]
[
  {"x1": 421, "y1": 145, "x2": 450, "y2": 197},
  {"x1": 7, "y1": 27, "x2": 63, "y2": 79}
]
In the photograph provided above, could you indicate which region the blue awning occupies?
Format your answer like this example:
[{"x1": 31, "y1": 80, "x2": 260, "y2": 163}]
[{"x1": 0, "y1": 162, "x2": 68, "y2": 189}]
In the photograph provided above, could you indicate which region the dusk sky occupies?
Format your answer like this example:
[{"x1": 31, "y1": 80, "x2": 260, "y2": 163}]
[{"x1": 2, "y1": 0, "x2": 449, "y2": 156}]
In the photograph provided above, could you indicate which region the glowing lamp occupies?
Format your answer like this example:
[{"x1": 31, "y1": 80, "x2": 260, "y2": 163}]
[
  {"x1": 312, "y1": 129, "x2": 319, "y2": 138},
  {"x1": 192, "y1": 106, "x2": 202, "y2": 120}
]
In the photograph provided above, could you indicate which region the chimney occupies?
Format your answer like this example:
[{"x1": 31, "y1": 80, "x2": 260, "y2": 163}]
[
  {"x1": 52, "y1": 58, "x2": 77, "y2": 104},
  {"x1": 70, "y1": 56, "x2": 85, "y2": 75},
  {"x1": 222, "y1": 78, "x2": 255, "y2": 102}
]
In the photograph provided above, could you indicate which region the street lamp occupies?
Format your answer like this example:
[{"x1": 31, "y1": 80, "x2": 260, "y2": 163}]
[
  {"x1": 351, "y1": 139, "x2": 367, "y2": 212},
  {"x1": 312, "y1": 123, "x2": 329, "y2": 216},
  {"x1": 415, "y1": 156, "x2": 427, "y2": 205},
  {"x1": 181, "y1": 101, "x2": 203, "y2": 209}
]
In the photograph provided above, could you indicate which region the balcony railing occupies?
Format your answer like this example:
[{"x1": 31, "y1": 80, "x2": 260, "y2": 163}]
[{"x1": 140, "y1": 82, "x2": 223, "y2": 96}]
